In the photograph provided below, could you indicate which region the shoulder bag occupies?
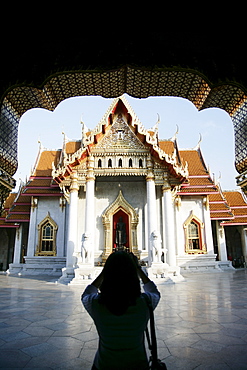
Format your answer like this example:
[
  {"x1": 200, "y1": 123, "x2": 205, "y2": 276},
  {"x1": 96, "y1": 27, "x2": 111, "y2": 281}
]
[{"x1": 143, "y1": 293, "x2": 167, "y2": 370}]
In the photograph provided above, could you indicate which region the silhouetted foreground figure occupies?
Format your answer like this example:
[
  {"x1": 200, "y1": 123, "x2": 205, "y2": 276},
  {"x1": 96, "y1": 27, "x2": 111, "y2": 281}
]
[{"x1": 81, "y1": 251, "x2": 160, "y2": 370}]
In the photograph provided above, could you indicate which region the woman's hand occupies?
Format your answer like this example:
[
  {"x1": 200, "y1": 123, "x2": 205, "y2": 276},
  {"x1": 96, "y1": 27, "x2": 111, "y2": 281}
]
[
  {"x1": 129, "y1": 252, "x2": 150, "y2": 284},
  {"x1": 129, "y1": 252, "x2": 140, "y2": 269},
  {"x1": 92, "y1": 270, "x2": 104, "y2": 289}
]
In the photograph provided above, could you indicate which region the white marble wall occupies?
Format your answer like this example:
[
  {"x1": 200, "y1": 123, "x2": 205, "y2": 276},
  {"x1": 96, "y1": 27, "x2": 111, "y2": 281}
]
[
  {"x1": 27, "y1": 197, "x2": 67, "y2": 257},
  {"x1": 78, "y1": 178, "x2": 151, "y2": 257},
  {"x1": 25, "y1": 185, "x2": 216, "y2": 267},
  {"x1": 175, "y1": 196, "x2": 214, "y2": 256}
]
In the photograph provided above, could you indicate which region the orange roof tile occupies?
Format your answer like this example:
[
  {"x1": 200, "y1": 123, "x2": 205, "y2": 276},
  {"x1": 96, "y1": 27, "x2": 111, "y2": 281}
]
[
  {"x1": 210, "y1": 203, "x2": 230, "y2": 212},
  {"x1": 186, "y1": 177, "x2": 214, "y2": 186},
  {"x1": 13, "y1": 194, "x2": 31, "y2": 204},
  {"x1": 9, "y1": 204, "x2": 30, "y2": 213},
  {"x1": 22, "y1": 175, "x2": 61, "y2": 196},
  {"x1": 0, "y1": 219, "x2": 19, "y2": 227},
  {"x1": 0, "y1": 190, "x2": 30, "y2": 226},
  {"x1": 208, "y1": 190, "x2": 234, "y2": 220},
  {"x1": 33, "y1": 150, "x2": 60, "y2": 177},
  {"x1": 222, "y1": 217, "x2": 247, "y2": 225},
  {"x1": 1, "y1": 193, "x2": 17, "y2": 218},
  {"x1": 232, "y1": 208, "x2": 247, "y2": 216},
  {"x1": 179, "y1": 150, "x2": 208, "y2": 176},
  {"x1": 20, "y1": 149, "x2": 63, "y2": 197},
  {"x1": 6, "y1": 214, "x2": 30, "y2": 222},
  {"x1": 210, "y1": 212, "x2": 234, "y2": 220},
  {"x1": 27, "y1": 178, "x2": 53, "y2": 186},
  {"x1": 159, "y1": 140, "x2": 175, "y2": 156},
  {"x1": 223, "y1": 191, "x2": 247, "y2": 208},
  {"x1": 4, "y1": 193, "x2": 17, "y2": 209},
  {"x1": 66, "y1": 141, "x2": 81, "y2": 154},
  {"x1": 179, "y1": 187, "x2": 217, "y2": 194},
  {"x1": 23, "y1": 188, "x2": 61, "y2": 196},
  {"x1": 209, "y1": 193, "x2": 225, "y2": 202},
  {"x1": 219, "y1": 191, "x2": 247, "y2": 225},
  {"x1": 176, "y1": 149, "x2": 218, "y2": 195}
]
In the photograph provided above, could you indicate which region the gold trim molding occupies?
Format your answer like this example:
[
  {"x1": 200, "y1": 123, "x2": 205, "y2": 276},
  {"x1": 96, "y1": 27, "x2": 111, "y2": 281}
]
[
  {"x1": 183, "y1": 211, "x2": 206, "y2": 254},
  {"x1": 101, "y1": 190, "x2": 139, "y2": 262}
]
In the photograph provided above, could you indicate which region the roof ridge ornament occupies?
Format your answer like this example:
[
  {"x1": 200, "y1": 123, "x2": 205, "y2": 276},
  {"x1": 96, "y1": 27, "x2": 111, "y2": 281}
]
[
  {"x1": 62, "y1": 131, "x2": 69, "y2": 146},
  {"x1": 150, "y1": 113, "x2": 160, "y2": 133},
  {"x1": 193, "y1": 133, "x2": 202, "y2": 150},
  {"x1": 81, "y1": 116, "x2": 89, "y2": 148},
  {"x1": 30, "y1": 140, "x2": 44, "y2": 177},
  {"x1": 169, "y1": 124, "x2": 179, "y2": 141}
]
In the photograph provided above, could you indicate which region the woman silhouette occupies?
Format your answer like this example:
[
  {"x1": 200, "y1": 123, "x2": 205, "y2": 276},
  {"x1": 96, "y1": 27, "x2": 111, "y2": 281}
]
[{"x1": 81, "y1": 251, "x2": 160, "y2": 370}]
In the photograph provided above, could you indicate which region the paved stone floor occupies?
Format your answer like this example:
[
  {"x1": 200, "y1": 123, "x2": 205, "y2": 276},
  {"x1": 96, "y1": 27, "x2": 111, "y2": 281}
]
[{"x1": 0, "y1": 270, "x2": 247, "y2": 369}]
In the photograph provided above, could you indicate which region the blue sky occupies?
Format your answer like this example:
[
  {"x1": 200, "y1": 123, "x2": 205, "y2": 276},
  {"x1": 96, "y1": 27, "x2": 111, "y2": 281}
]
[{"x1": 16, "y1": 94, "x2": 238, "y2": 191}]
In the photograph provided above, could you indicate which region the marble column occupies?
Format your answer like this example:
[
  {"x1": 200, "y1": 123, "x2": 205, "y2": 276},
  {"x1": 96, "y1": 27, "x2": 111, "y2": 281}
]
[
  {"x1": 13, "y1": 224, "x2": 22, "y2": 264},
  {"x1": 83, "y1": 155, "x2": 95, "y2": 266},
  {"x1": 242, "y1": 228, "x2": 247, "y2": 264},
  {"x1": 202, "y1": 198, "x2": 215, "y2": 254},
  {"x1": 26, "y1": 197, "x2": 38, "y2": 257},
  {"x1": 162, "y1": 185, "x2": 176, "y2": 266},
  {"x1": 146, "y1": 156, "x2": 157, "y2": 266},
  {"x1": 217, "y1": 221, "x2": 228, "y2": 262},
  {"x1": 66, "y1": 172, "x2": 79, "y2": 269}
]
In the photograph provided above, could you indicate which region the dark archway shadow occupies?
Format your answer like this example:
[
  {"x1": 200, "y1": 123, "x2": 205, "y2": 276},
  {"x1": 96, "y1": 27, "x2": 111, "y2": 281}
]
[{"x1": 1, "y1": 65, "x2": 247, "y2": 205}]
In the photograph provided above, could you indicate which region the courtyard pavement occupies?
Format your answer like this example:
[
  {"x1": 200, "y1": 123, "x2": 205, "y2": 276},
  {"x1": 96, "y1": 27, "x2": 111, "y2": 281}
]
[{"x1": 0, "y1": 269, "x2": 247, "y2": 369}]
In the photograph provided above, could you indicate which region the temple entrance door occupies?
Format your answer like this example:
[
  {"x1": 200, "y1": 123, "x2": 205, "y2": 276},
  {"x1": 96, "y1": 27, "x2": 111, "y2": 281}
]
[
  {"x1": 102, "y1": 191, "x2": 139, "y2": 263},
  {"x1": 113, "y1": 210, "x2": 129, "y2": 252}
]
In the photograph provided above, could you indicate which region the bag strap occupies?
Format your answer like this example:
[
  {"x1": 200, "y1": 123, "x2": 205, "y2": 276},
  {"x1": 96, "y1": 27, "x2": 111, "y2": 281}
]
[{"x1": 143, "y1": 293, "x2": 158, "y2": 362}]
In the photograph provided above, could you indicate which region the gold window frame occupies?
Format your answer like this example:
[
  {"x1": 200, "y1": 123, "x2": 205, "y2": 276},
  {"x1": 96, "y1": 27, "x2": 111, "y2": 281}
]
[
  {"x1": 35, "y1": 212, "x2": 58, "y2": 256},
  {"x1": 183, "y1": 211, "x2": 206, "y2": 254}
]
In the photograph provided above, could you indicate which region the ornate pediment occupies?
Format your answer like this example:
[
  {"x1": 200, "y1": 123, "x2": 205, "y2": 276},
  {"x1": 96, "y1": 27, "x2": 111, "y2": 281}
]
[
  {"x1": 53, "y1": 96, "x2": 188, "y2": 185},
  {"x1": 95, "y1": 113, "x2": 145, "y2": 151}
]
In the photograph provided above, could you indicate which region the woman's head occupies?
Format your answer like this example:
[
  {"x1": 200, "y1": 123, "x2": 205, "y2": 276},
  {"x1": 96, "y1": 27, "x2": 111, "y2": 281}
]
[{"x1": 99, "y1": 251, "x2": 141, "y2": 315}]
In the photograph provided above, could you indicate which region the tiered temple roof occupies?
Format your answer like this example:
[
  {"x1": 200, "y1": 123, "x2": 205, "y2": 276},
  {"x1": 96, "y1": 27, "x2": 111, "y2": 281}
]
[
  {"x1": 178, "y1": 150, "x2": 217, "y2": 194},
  {"x1": 1, "y1": 141, "x2": 246, "y2": 228},
  {"x1": 221, "y1": 191, "x2": 247, "y2": 226},
  {"x1": 1, "y1": 97, "x2": 247, "y2": 228}
]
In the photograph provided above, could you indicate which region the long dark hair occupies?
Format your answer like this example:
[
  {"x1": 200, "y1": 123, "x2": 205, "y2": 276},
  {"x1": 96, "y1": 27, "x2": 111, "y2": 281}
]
[{"x1": 99, "y1": 251, "x2": 141, "y2": 316}]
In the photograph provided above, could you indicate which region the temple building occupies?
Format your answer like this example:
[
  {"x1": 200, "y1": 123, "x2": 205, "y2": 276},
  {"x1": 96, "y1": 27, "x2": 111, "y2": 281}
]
[{"x1": 1, "y1": 96, "x2": 247, "y2": 282}]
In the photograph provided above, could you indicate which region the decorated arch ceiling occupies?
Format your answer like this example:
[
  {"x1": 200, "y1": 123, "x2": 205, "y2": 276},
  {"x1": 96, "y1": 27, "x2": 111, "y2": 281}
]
[
  {"x1": 1, "y1": 32, "x2": 247, "y2": 199},
  {"x1": 2, "y1": 66, "x2": 247, "y2": 175}
]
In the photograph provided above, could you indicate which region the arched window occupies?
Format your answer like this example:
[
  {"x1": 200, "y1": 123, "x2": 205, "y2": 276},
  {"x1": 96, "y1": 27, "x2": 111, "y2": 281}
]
[
  {"x1": 118, "y1": 158, "x2": 122, "y2": 167},
  {"x1": 42, "y1": 222, "x2": 54, "y2": 252},
  {"x1": 36, "y1": 213, "x2": 58, "y2": 256},
  {"x1": 184, "y1": 212, "x2": 206, "y2": 254},
  {"x1": 129, "y1": 158, "x2": 133, "y2": 167},
  {"x1": 108, "y1": 158, "x2": 112, "y2": 168},
  {"x1": 98, "y1": 159, "x2": 102, "y2": 168},
  {"x1": 188, "y1": 221, "x2": 200, "y2": 250},
  {"x1": 139, "y1": 158, "x2": 143, "y2": 168}
]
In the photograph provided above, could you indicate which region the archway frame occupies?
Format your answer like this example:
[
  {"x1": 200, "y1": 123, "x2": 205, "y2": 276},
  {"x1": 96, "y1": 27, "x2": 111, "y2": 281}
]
[
  {"x1": 101, "y1": 190, "x2": 139, "y2": 262},
  {"x1": 1, "y1": 65, "x2": 247, "y2": 205}
]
